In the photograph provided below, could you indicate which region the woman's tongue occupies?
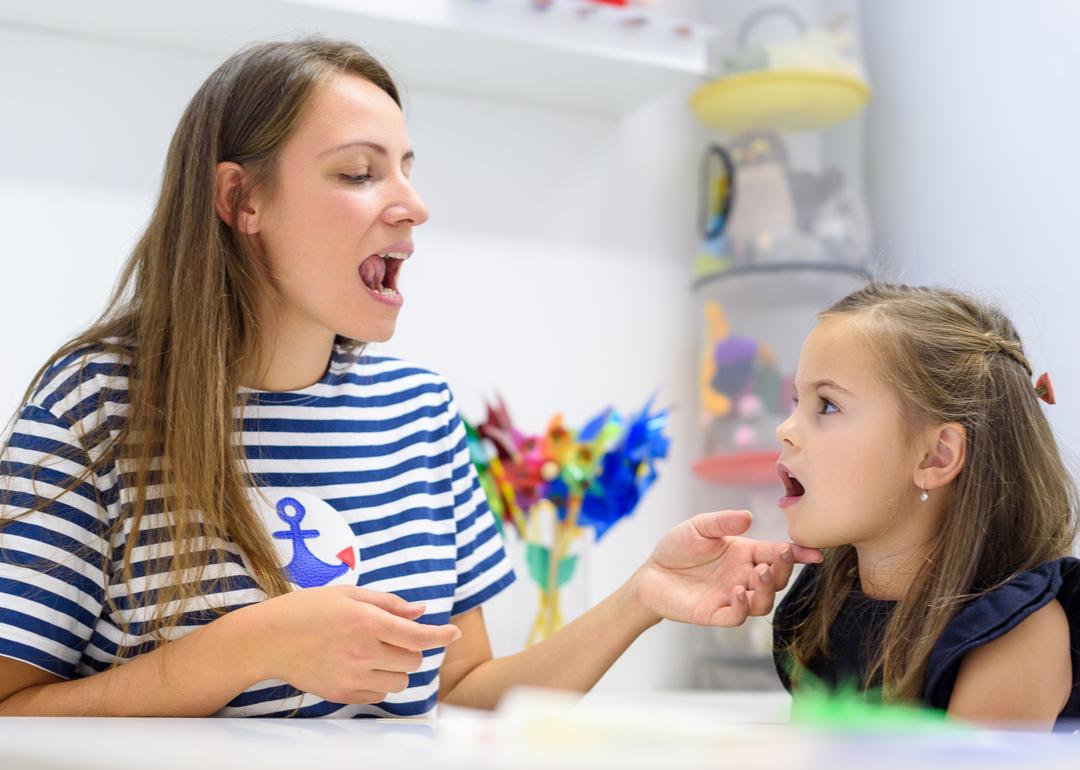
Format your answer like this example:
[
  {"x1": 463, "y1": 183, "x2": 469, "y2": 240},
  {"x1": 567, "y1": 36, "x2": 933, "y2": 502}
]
[{"x1": 359, "y1": 255, "x2": 386, "y2": 291}]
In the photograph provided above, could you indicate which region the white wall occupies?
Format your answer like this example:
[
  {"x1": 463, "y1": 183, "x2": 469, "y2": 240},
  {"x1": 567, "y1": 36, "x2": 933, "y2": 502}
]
[
  {"x1": 860, "y1": 0, "x2": 1080, "y2": 465},
  {"x1": 0, "y1": 23, "x2": 706, "y2": 691}
]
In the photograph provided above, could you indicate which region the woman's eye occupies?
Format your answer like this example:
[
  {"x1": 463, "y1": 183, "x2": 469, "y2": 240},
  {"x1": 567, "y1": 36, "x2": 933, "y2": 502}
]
[
  {"x1": 818, "y1": 398, "x2": 838, "y2": 415},
  {"x1": 340, "y1": 173, "x2": 372, "y2": 185}
]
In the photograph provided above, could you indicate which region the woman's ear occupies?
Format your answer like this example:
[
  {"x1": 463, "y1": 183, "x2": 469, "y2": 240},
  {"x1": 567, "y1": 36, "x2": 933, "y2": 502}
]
[
  {"x1": 917, "y1": 422, "x2": 967, "y2": 491},
  {"x1": 214, "y1": 162, "x2": 261, "y2": 234}
]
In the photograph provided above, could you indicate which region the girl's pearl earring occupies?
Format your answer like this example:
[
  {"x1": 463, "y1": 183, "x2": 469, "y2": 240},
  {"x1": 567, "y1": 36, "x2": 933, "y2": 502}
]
[{"x1": 919, "y1": 485, "x2": 929, "y2": 502}]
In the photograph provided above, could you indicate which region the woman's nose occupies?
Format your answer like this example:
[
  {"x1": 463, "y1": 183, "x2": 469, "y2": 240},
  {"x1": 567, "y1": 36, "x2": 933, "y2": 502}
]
[{"x1": 385, "y1": 177, "x2": 429, "y2": 227}]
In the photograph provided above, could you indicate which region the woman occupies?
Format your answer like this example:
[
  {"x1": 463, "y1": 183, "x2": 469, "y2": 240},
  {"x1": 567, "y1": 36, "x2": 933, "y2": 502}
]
[{"x1": 0, "y1": 38, "x2": 819, "y2": 718}]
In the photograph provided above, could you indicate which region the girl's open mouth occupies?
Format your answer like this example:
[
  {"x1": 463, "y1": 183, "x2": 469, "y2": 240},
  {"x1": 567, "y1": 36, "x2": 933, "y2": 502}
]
[{"x1": 778, "y1": 463, "x2": 805, "y2": 509}]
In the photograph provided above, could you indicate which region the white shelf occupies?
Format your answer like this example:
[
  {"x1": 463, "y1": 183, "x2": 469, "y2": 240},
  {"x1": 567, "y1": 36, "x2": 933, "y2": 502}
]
[{"x1": 1, "y1": 0, "x2": 713, "y2": 116}]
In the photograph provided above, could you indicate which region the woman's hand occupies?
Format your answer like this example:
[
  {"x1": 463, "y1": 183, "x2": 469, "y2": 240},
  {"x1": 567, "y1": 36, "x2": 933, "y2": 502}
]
[
  {"x1": 246, "y1": 585, "x2": 461, "y2": 705},
  {"x1": 634, "y1": 509, "x2": 821, "y2": 627}
]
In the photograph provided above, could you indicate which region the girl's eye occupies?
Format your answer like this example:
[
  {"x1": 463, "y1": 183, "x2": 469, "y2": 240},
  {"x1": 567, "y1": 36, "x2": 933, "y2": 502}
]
[
  {"x1": 818, "y1": 397, "x2": 838, "y2": 415},
  {"x1": 340, "y1": 174, "x2": 372, "y2": 185}
]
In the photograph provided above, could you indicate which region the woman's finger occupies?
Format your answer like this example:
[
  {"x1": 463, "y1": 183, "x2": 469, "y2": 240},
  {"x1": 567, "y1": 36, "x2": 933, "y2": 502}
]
[
  {"x1": 746, "y1": 564, "x2": 777, "y2": 616},
  {"x1": 767, "y1": 544, "x2": 795, "y2": 590},
  {"x1": 708, "y1": 585, "x2": 749, "y2": 627},
  {"x1": 364, "y1": 669, "x2": 412, "y2": 694},
  {"x1": 791, "y1": 544, "x2": 823, "y2": 564},
  {"x1": 377, "y1": 611, "x2": 461, "y2": 652},
  {"x1": 346, "y1": 690, "x2": 388, "y2": 705},
  {"x1": 375, "y1": 642, "x2": 426, "y2": 674},
  {"x1": 750, "y1": 539, "x2": 822, "y2": 568},
  {"x1": 692, "y1": 510, "x2": 753, "y2": 540},
  {"x1": 352, "y1": 587, "x2": 425, "y2": 619}
]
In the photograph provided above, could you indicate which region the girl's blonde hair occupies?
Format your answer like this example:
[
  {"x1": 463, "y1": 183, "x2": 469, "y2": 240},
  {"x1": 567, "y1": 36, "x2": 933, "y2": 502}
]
[
  {"x1": 785, "y1": 282, "x2": 1077, "y2": 701},
  {"x1": 2, "y1": 38, "x2": 399, "y2": 651}
]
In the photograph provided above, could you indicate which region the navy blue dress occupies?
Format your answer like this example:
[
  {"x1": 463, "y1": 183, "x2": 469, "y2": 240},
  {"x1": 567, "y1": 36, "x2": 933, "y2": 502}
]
[{"x1": 772, "y1": 557, "x2": 1080, "y2": 728}]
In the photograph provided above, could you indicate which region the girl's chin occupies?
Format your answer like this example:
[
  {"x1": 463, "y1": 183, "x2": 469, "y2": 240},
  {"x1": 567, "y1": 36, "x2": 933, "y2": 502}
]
[{"x1": 784, "y1": 523, "x2": 834, "y2": 551}]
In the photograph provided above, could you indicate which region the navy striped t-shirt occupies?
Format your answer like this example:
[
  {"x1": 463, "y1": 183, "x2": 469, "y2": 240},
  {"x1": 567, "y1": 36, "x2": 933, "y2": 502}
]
[{"x1": 0, "y1": 342, "x2": 515, "y2": 717}]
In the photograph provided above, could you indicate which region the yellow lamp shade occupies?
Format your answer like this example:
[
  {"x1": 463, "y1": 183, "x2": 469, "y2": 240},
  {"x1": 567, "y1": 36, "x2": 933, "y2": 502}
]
[{"x1": 691, "y1": 69, "x2": 871, "y2": 133}]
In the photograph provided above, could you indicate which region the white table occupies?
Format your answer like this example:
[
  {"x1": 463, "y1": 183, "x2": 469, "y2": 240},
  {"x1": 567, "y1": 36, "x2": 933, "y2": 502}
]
[{"x1": 1, "y1": 690, "x2": 1076, "y2": 770}]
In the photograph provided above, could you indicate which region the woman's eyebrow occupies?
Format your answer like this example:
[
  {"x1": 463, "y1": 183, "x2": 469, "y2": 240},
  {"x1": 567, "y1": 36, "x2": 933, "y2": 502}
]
[{"x1": 318, "y1": 140, "x2": 415, "y2": 163}]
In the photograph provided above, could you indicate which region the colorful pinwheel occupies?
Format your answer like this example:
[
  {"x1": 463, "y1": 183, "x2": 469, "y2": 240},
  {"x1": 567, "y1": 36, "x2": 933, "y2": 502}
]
[{"x1": 465, "y1": 395, "x2": 670, "y2": 645}]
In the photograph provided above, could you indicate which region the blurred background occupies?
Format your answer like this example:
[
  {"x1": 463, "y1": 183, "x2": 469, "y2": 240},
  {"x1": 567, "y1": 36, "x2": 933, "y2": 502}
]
[{"x1": 1, "y1": 0, "x2": 1078, "y2": 694}]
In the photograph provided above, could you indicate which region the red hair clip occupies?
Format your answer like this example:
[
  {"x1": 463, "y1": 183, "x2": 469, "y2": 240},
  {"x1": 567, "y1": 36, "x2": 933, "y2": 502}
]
[{"x1": 1034, "y1": 372, "x2": 1056, "y2": 404}]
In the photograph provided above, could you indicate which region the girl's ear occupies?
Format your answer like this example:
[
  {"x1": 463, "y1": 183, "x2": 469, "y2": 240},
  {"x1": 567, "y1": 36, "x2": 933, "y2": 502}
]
[
  {"x1": 917, "y1": 422, "x2": 967, "y2": 491},
  {"x1": 214, "y1": 162, "x2": 261, "y2": 234}
]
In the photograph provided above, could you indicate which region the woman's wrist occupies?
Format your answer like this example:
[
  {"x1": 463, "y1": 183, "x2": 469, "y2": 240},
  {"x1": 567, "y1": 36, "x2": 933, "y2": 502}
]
[
  {"x1": 216, "y1": 600, "x2": 277, "y2": 686},
  {"x1": 618, "y1": 567, "x2": 664, "y2": 633}
]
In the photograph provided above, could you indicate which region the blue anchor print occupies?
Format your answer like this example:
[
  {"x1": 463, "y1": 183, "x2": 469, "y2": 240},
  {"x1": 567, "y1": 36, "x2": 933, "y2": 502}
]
[{"x1": 272, "y1": 496, "x2": 353, "y2": 588}]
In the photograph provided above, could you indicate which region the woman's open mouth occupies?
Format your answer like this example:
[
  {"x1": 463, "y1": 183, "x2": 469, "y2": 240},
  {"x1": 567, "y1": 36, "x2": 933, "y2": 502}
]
[
  {"x1": 359, "y1": 251, "x2": 409, "y2": 305},
  {"x1": 777, "y1": 463, "x2": 805, "y2": 509}
]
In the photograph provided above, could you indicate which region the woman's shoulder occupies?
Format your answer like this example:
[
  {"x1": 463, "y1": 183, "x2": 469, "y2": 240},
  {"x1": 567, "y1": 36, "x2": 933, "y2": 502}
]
[
  {"x1": 924, "y1": 556, "x2": 1080, "y2": 715},
  {"x1": 26, "y1": 338, "x2": 134, "y2": 424},
  {"x1": 349, "y1": 351, "x2": 446, "y2": 384},
  {"x1": 341, "y1": 349, "x2": 458, "y2": 404}
]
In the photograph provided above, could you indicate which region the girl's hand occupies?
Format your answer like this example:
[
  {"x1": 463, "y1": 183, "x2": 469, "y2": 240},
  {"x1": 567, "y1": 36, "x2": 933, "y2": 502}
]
[
  {"x1": 247, "y1": 585, "x2": 461, "y2": 704},
  {"x1": 635, "y1": 510, "x2": 822, "y2": 627}
]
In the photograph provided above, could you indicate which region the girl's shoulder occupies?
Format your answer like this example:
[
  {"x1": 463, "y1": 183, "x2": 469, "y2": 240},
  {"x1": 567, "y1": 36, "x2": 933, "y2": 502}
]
[
  {"x1": 924, "y1": 557, "x2": 1080, "y2": 717},
  {"x1": 771, "y1": 562, "x2": 824, "y2": 688},
  {"x1": 774, "y1": 562, "x2": 823, "y2": 624}
]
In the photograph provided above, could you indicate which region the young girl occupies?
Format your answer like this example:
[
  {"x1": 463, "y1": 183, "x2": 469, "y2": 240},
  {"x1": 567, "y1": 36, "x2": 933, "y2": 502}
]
[
  {"x1": 772, "y1": 282, "x2": 1080, "y2": 729},
  {"x1": 0, "y1": 37, "x2": 819, "y2": 718}
]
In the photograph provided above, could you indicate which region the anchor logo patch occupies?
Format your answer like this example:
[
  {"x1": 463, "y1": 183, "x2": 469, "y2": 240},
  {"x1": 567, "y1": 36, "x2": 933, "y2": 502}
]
[{"x1": 245, "y1": 490, "x2": 361, "y2": 589}]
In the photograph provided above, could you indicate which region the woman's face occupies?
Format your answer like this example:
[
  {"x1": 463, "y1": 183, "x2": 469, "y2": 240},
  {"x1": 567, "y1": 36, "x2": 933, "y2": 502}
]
[{"x1": 254, "y1": 72, "x2": 429, "y2": 344}]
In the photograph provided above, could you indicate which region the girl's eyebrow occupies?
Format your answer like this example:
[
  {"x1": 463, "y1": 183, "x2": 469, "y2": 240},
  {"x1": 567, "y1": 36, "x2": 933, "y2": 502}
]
[
  {"x1": 318, "y1": 140, "x2": 415, "y2": 163},
  {"x1": 811, "y1": 378, "x2": 854, "y2": 395},
  {"x1": 794, "y1": 378, "x2": 855, "y2": 397}
]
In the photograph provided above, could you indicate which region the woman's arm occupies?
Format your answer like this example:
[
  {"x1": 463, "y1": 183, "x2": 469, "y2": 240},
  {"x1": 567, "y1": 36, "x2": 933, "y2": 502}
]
[
  {"x1": 439, "y1": 564, "x2": 767, "y2": 709},
  {"x1": 0, "y1": 586, "x2": 459, "y2": 716},
  {"x1": 440, "y1": 510, "x2": 820, "y2": 709},
  {"x1": 0, "y1": 602, "x2": 263, "y2": 716},
  {"x1": 947, "y1": 598, "x2": 1071, "y2": 729}
]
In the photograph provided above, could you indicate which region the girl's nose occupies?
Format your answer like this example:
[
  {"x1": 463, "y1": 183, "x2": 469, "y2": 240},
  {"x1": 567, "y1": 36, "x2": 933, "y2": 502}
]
[{"x1": 775, "y1": 413, "x2": 797, "y2": 447}]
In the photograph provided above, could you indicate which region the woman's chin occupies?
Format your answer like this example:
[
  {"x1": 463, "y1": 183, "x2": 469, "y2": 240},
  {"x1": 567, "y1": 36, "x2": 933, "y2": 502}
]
[{"x1": 346, "y1": 318, "x2": 397, "y2": 343}]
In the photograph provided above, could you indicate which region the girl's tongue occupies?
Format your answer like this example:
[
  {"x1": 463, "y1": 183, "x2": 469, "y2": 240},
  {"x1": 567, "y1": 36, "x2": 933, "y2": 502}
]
[{"x1": 359, "y1": 254, "x2": 386, "y2": 291}]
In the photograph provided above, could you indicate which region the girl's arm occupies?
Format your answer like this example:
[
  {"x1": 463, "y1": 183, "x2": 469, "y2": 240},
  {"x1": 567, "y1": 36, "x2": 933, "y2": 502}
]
[
  {"x1": 947, "y1": 598, "x2": 1071, "y2": 729},
  {"x1": 440, "y1": 510, "x2": 821, "y2": 709},
  {"x1": 0, "y1": 586, "x2": 459, "y2": 716}
]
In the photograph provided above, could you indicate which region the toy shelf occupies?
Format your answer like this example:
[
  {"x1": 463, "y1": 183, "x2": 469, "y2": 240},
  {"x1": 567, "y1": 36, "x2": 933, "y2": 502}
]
[
  {"x1": 692, "y1": 262, "x2": 871, "y2": 292},
  {"x1": 692, "y1": 449, "x2": 780, "y2": 486},
  {"x1": 0, "y1": 0, "x2": 713, "y2": 116},
  {"x1": 692, "y1": 261, "x2": 871, "y2": 487}
]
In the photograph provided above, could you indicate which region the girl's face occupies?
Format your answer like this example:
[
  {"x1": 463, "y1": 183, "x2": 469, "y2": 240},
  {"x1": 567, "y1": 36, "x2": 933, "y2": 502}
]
[
  {"x1": 774, "y1": 317, "x2": 925, "y2": 550},
  {"x1": 254, "y1": 73, "x2": 429, "y2": 344}
]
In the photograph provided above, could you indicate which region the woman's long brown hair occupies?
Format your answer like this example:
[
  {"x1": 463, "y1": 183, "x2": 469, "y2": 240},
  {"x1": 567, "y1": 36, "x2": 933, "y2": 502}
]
[
  {"x1": 2, "y1": 38, "x2": 400, "y2": 652},
  {"x1": 785, "y1": 282, "x2": 1077, "y2": 701}
]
